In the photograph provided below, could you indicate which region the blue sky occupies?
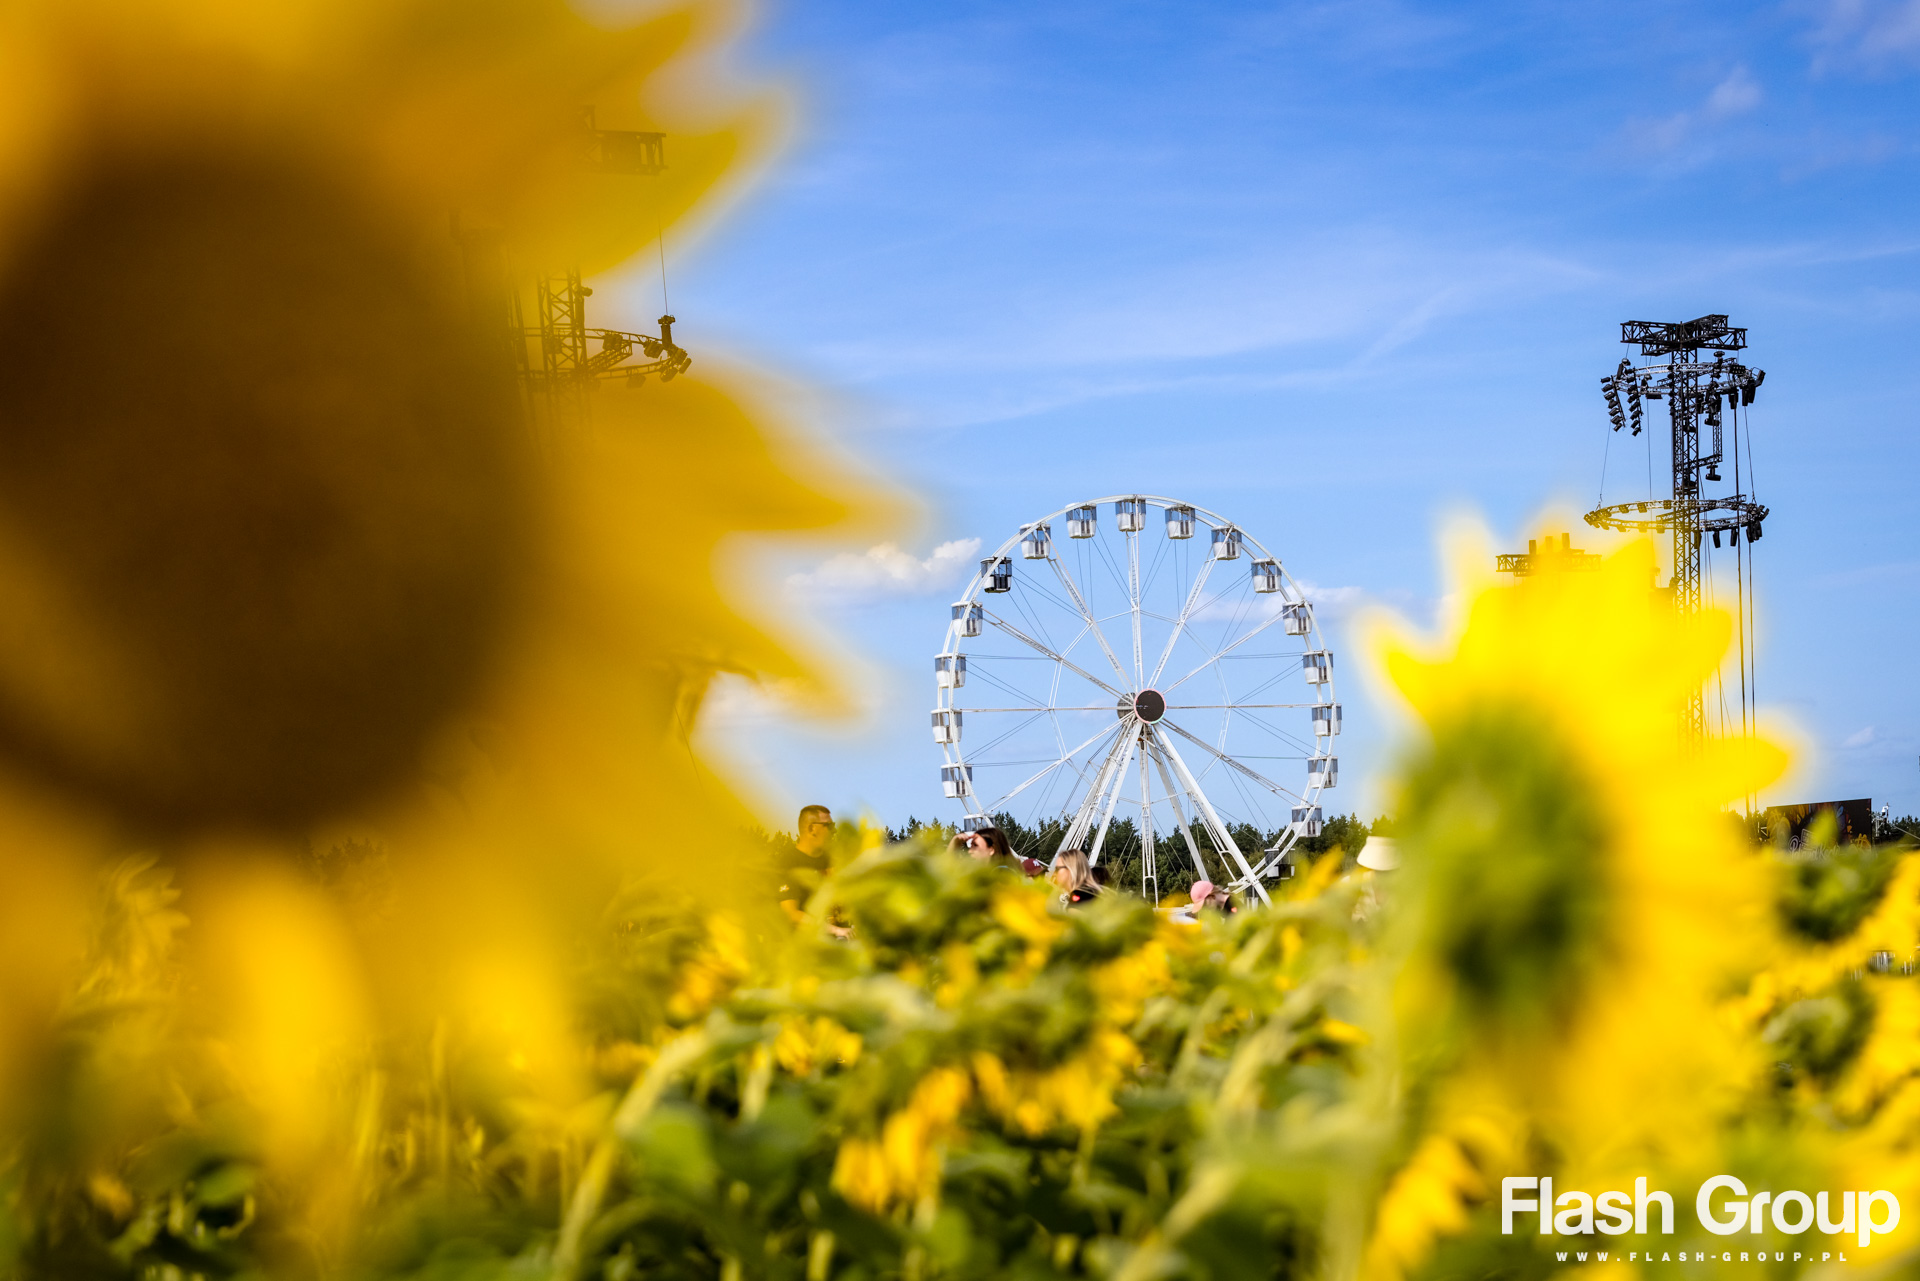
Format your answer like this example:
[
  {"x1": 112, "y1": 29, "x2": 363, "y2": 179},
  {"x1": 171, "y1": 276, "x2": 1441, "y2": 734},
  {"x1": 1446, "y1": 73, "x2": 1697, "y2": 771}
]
[{"x1": 604, "y1": 0, "x2": 1920, "y2": 831}]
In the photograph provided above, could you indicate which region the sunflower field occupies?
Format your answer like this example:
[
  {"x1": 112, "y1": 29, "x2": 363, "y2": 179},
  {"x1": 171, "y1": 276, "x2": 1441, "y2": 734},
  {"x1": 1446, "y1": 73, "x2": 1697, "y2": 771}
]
[{"x1": 0, "y1": 0, "x2": 1916, "y2": 1278}]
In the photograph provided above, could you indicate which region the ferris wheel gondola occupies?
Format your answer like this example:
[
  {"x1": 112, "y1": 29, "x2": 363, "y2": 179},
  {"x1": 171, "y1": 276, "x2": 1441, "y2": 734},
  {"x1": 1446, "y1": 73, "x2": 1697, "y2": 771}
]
[{"x1": 931, "y1": 495, "x2": 1339, "y2": 905}]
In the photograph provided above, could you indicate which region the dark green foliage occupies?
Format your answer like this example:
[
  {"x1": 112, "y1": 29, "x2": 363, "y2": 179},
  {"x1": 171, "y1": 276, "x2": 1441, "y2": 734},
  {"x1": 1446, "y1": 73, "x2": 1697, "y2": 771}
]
[
  {"x1": 1776, "y1": 844, "x2": 1902, "y2": 944},
  {"x1": 1413, "y1": 1209, "x2": 1575, "y2": 1281},
  {"x1": 1764, "y1": 980, "x2": 1876, "y2": 1086},
  {"x1": 1396, "y1": 704, "x2": 1613, "y2": 1032},
  {"x1": 1292, "y1": 815, "x2": 1370, "y2": 863}
]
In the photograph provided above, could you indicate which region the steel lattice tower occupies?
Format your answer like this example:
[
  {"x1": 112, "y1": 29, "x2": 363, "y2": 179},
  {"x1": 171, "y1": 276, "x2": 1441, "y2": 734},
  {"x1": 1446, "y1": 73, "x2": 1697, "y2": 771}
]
[
  {"x1": 455, "y1": 110, "x2": 691, "y2": 440},
  {"x1": 1584, "y1": 315, "x2": 1769, "y2": 744}
]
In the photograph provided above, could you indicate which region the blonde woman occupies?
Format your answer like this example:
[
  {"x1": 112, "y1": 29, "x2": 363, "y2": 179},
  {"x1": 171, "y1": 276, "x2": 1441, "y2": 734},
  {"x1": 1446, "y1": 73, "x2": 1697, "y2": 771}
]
[{"x1": 1049, "y1": 848, "x2": 1100, "y2": 907}]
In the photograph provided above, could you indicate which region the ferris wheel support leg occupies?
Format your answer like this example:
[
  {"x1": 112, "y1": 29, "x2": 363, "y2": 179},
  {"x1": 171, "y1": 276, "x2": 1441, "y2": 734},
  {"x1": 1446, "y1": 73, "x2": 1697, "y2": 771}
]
[
  {"x1": 1146, "y1": 734, "x2": 1211, "y2": 885},
  {"x1": 1063, "y1": 724, "x2": 1134, "y2": 856},
  {"x1": 1088, "y1": 722, "x2": 1144, "y2": 869},
  {"x1": 1138, "y1": 738, "x2": 1158, "y2": 904},
  {"x1": 1157, "y1": 734, "x2": 1270, "y2": 906}
]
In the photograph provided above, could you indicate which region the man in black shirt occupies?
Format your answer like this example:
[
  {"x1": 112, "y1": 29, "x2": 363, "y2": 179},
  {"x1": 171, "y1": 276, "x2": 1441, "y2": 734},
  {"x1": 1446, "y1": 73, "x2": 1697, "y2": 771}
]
[{"x1": 777, "y1": 804, "x2": 834, "y2": 915}]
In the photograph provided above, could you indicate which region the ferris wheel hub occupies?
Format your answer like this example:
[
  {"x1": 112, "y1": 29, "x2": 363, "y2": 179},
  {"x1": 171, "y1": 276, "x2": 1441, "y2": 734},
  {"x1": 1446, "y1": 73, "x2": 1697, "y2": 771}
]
[{"x1": 1122, "y1": 689, "x2": 1166, "y2": 723}]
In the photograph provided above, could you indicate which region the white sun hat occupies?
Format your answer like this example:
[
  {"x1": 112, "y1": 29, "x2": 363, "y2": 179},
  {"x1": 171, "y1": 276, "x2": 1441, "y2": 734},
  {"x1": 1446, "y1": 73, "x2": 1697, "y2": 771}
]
[{"x1": 1357, "y1": 837, "x2": 1399, "y2": 872}]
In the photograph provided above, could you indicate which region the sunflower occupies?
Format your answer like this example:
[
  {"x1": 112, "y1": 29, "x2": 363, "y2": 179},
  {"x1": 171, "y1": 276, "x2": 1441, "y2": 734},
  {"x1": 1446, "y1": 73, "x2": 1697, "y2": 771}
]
[
  {"x1": 1358, "y1": 526, "x2": 1791, "y2": 1278},
  {"x1": 0, "y1": 0, "x2": 868, "y2": 1232}
]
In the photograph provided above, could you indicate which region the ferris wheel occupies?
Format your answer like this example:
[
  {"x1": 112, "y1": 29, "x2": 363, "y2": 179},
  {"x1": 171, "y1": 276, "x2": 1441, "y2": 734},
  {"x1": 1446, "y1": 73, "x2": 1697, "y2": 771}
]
[{"x1": 932, "y1": 495, "x2": 1339, "y2": 905}]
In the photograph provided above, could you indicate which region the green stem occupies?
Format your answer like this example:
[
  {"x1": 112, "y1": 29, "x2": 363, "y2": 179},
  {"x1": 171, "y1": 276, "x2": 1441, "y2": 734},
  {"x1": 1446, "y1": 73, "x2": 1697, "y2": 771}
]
[{"x1": 549, "y1": 1028, "x2": 712, "y2": 1281}]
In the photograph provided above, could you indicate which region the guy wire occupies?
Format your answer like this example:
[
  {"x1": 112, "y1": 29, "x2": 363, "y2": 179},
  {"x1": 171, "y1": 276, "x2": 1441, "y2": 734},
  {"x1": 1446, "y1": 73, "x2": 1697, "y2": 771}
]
[
  {"x1": 1646, "y1": 403, "x2": 1655, "y2": 501},
  {"x1": 1598, "y1": 409, "x2": 1613, "y2": 506},
  {"x1": 658, "y1": 227, "x2": 670, "y2": 314}
]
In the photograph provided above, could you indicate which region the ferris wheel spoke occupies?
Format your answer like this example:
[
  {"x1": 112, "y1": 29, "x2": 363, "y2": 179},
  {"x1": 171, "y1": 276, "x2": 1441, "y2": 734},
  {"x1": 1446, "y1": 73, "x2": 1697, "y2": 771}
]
[
  {"x1": 1128, "y1": 529, "x2": 1144, "y2": 684},
  {"x1": 983, "y1": 610, "x2": 1126, "y2": 699},
  {"x1": 1147, "y1": 547, "x2": 1220, "y2": 688},
  {"x1": 1012, "y1": 574, "x2": 1084, "y2": 633},
  {"x1": 968, "y1": 710, "x2": 1051, "y2": 763},
  {"x1": 1007, "y1": 582, "x2": 1063, "y2": 657},
  {"x1": 1165, "y1": 702, "x2": 1317, "y2": 709},
  {"x1": 982, "y1": 717, "x2": 1124, "y2": 813},
  {"x1": 1204, "y1": 590, "x2": 1260, "y2": 672},
  {"x1": 1217, "y1": 760, "x2": 1267, "y2": 845},
  {"x1": 1090, "y1": 531, "x2": 1134, "y2": 602},
  {"x1": 1157, "y1": 717, "x2": 1306, "y2": 804},
  {"x1": 1211, "y1": 593, "x2": 1300, "y2": 664},
  {"x1": 1161, "y1": 608, "x2": 1290, "y2": 694},
  {"x1": 1225, "y1": 668, "x2": 1290, "y2": 706},
  {"x1": 1234, "y1": 706, "x2": 1320, "y2": 756},
  {"x1": 963, "y1": 705, "x2": 1112, "y2": 712},
  {"x1": 1045, "y1": 554, "x2": 1132, "y2": 687},
  {"x1": 1152, "y1": 730, "x2": 1269, "y2": 904},
  {"x1": 1139, "y1": 529, "x2": 1176, "y2": 602},
  {"x1": 969, "y1": 663, "x2": 1052, "y2": 707}
]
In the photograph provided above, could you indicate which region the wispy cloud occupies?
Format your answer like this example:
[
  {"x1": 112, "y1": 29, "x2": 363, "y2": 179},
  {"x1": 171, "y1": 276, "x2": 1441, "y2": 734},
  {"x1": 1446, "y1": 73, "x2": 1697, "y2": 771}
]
[
  {"x1": 1844, "y1": 724, "x2": 1879, "y2": 748},
  {"x1": 1808, "y1": 0, "x2": 1920, "y2": 71},
  {"x1": 775, "y1": 231, "x2": 1602, "y2": 430},
  {"x1": 786, "y1": 538, "x2": 982, "y2": 600},
  {"x1": 1623, "y1": 65, "x2": 1762, "y2": 157},
  {"x1": 1297, "y1": 581, "x2": 1373, "y2": 618},
  {"x1": 813, "y1": 232, "x2": 1598, "y2": 381},
  {"x1": 1187, "y1": 580, "x2": 1375, "y2": 625}
]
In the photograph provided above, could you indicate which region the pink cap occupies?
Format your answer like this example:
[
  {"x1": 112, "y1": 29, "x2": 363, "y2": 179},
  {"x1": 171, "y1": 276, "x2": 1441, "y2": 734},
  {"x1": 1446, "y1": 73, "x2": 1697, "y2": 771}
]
[{"x1": 1190, "y1": 880, "x2": 1214, "y2": 904}]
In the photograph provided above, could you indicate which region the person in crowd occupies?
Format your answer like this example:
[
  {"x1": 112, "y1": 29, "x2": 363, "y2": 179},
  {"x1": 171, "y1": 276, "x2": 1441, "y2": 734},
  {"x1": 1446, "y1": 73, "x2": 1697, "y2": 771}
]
[
  {"x1": 1352, "y1": 836, "x2": 1399, "y2": 921},
  {"x1": 977, "y1": 826, "x2": 1016, "y2": 866},
  {"x1": 1090, "y1": 864, "x2": 1112, "y2": 889},
  {"x1": 1171, "y1": 879, "x2": 1212, "y2": 923},
  {"x1": 777, "y1": 804, "x2": 834, "y2": 913},
  {"x1": 1205, "y1": 884, "x2": 1239, "y2": 916},
  {"x1": 789, "y1": 804, "x2": 833, "y2": 873},
  {"x1": 950, "y1": 826, "x2": 1019, "y2": 870},
  {"x1": 1049, "y1": 848, "x2": 1100, "y2": 907}
]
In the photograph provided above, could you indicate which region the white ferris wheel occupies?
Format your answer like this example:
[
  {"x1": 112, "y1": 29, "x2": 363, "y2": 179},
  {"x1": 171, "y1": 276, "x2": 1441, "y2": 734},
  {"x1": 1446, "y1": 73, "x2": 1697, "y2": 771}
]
[{"x1": 932, "y1": 495, "x2": 1339, "y2": 905}]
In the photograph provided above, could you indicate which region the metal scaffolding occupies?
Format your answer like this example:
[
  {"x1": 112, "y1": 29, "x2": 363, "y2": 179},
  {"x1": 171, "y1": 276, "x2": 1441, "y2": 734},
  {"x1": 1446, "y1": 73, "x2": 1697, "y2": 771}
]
[
  {"x1": 457, "y1": 109, "x2": 690, "y2": 439},
  {"x1": 1583, "y1": 315, "x2": 1769, "y2": 745}
]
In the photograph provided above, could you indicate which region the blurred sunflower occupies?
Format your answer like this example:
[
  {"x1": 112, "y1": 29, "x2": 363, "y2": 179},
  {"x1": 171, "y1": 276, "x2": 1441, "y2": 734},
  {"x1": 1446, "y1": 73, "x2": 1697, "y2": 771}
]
[
  {"x1": 0, "y1": 0, "x2": 869, "y2": 1244},
  {"x1": 1359, "y1": 528, "x2": 1791, "y2": 1278},
  {"x1": 0, "y1": 0, "x2": 794, "y2": 831}
]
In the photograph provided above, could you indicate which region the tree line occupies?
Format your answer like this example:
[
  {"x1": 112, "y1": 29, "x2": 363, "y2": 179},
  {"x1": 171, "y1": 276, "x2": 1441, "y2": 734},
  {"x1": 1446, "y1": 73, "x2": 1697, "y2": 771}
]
[{"x1": 883, "y1": 810, "x2": 1386, "y2": 900}]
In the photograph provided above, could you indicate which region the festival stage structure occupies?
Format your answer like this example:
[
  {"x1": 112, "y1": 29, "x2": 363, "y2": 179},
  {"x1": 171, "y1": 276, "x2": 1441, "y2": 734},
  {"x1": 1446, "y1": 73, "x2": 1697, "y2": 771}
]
[
  {"x1": 1583, "y1": 315, "x2": 1770, "y2": 747},
  {"x1": 453, "y1": 109, "x2": 690, "y2": 437}
]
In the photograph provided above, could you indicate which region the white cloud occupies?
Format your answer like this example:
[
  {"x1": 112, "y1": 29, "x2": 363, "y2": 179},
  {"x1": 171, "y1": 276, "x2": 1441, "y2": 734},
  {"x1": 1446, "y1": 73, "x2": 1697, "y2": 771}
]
[
  {"x1": 1625, "y1": 65, "x2": 1762, "y2": 157},
  {"x1": 1297, "y1": 581, "x2": 1370, "y2": 617},
  {"x1": 786, "y1": 538, "x2": 982, "y2": 600},
  {"x1": 1705, "y1": 66, "x2": 1763, "y2": 118},
  {"x1": 1844, "y1": 725, "x2": 1879, "y2": 748},
  {"x1": 1189, "y1": 579, "x2": 1370, "y2": 624}
]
